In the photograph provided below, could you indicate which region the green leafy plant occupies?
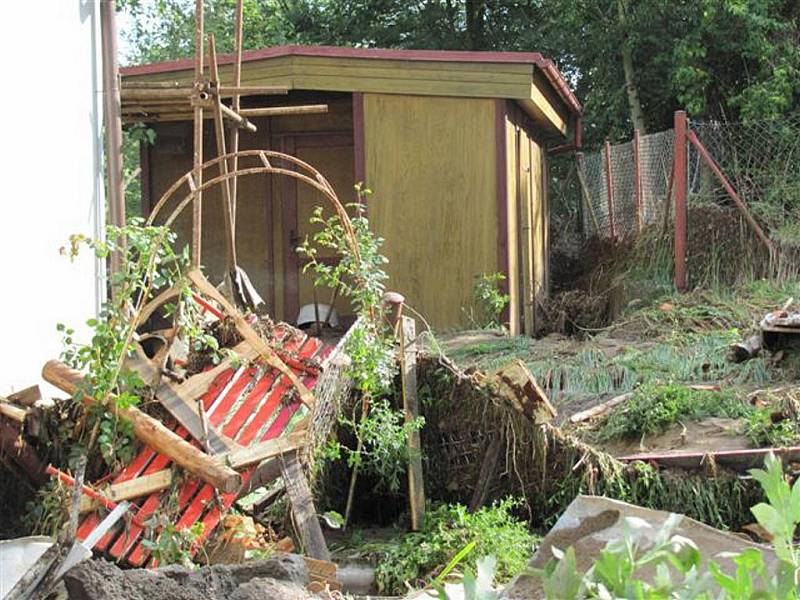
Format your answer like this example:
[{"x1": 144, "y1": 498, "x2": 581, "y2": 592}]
[
  {"x1": 142, "y1": 522, "x2": 205, "y2": 568},
  {"x1": 435, "y1": 554, "x2": 499, "y2": 600},
  {"x1": 374, "y1": 499, "x2": 536, "y2": 594},
  {"x1": 59, "y1": 218, "x2": 212, "y2": 468},
  {"x1": 597, "y1": 382, "x2": 752, "y2": 441},
  {"x1": 536, "y1": 452, "x2": 800, "y2": 598},
  {"x1": 298, "y1": 186, "x2": 421, "y2": 491},
  {"x1": 466, "y1": 273, "x2": 510, "y2": 329}
]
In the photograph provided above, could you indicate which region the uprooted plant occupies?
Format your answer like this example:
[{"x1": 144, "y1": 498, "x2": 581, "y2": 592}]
[{"x1": 298, "y1": 185, "x2": 423, "y2": 508}]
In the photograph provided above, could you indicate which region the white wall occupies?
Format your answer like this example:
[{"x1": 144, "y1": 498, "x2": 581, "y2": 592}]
[{"x1": 0, "y1": 1, "x2": 105, "y2": 394}]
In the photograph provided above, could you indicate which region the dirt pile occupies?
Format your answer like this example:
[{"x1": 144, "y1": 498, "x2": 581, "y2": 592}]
[{"x1": 63, "y1": 554, "x2": 311, "y2": 600}]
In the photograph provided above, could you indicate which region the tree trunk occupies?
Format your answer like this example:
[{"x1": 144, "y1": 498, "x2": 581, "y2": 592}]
[
  {"x1": 465, "y1": 0, "x2": 485, "y2": 50},
  {"x1": 617, "y1": 0, "x2": 647, "y2": 133}
]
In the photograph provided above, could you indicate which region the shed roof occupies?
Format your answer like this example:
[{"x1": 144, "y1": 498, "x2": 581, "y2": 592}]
[{"x1": 122, "y1": 45, "x2": 580, "y2": 136}]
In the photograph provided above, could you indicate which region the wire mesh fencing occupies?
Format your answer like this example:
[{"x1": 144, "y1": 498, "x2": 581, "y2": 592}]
[{"x1": 563, "y1": 111, "x2": 800, "y2": 290}]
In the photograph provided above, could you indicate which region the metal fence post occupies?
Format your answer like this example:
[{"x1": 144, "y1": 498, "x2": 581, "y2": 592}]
[
  {"x1": 673, "y1": 111, "x2": 688, "y2": 291},
  {"x1": 604, "y1": 140, "x2": 616, "y2": 239},
  {"x1": 633, "y1": 129, "x2": 643, "y2": 232}
]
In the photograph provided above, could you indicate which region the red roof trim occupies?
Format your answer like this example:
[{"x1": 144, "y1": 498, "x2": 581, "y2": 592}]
[{"x1": 122, "y1": 44, "x2": 581, "y2": 114}]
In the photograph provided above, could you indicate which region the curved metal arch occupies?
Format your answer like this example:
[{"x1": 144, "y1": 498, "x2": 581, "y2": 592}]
[{"x1": 147, "y1": 149, "x2": 360, "y2": 267}]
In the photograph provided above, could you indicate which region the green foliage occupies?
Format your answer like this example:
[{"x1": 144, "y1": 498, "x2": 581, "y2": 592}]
[
  {"x1": 123, "y1": 123, "x2": 156, "y2": 218},
  {"x1": 466, "y1": 273, "x2": 510, "y2": 330},
  {"x1": 597, "y1": 382, "x2": 752, "y2": 441},
  {"x1": 373, "y1": 499, "x2": 537, "y2": 595},
  {"x1": 59, "y1": 218, "x2": 210, "y2": 468},
  {"x1": 536, "y1": 452, "x2": 800, "y2": 598},
  {"x1": 142, "y1": 522, "x2": 205, "y2": 568},
  {"x1": 435, "y1": 555, "x2": 499, "y2": 600},
  {"x1": 745, "y1": 409, "x2": 800, "y2": 448}
]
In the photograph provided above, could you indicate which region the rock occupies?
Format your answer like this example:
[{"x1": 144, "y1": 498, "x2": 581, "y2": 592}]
[{"x1": 64, "y1": 554, "x2": 311, "y2": 600}]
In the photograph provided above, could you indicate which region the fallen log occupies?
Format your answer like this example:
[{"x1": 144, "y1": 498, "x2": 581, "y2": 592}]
[
  {"x1": 486, "y1": 360, "x2": 556, "y2": 424},
  {"x1": 729, "y1": 334, "x2": 762, "y2": 363},
  {"x1": 570, "y1": 392, "x2": 633, "y2": 424},
  {"x1": 42, "y1": 360, "x2": 241, "y2": 493}
]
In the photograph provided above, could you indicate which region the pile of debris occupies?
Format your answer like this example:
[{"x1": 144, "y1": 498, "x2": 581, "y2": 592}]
[{"x1": 0, "y1": 269, "x2": 352, "y2": 598}]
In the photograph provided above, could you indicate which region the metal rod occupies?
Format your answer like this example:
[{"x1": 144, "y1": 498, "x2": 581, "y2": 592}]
[
  {"x1": 687, "y1": 129, "x2": 774, "y2": 254},
  {"x1": 604, "y1": 140, "x2": 616, "y2": 239},
  {"x1": 633, "y1": 129, "x2": 643, "y2": 232},
  {"x1": 100, "y1": 0, "x2": 125, "y2": 278},
  {"x1": 673, "y1": 110, "x2": 688, "y2": 291},
  {"x1": 238, "y1": 105, "x2": 329, "y2": 118}
]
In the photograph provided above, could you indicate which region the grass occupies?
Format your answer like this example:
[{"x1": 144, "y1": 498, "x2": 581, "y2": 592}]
[{"x1": 596, "y1": 383, "x2": 753, "y2": 441}]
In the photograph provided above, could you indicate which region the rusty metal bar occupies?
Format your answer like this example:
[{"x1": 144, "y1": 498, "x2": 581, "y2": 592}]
[
  {"x1": 687, "y1": 129, "x2": 774, "y2": 254},
  {"x1": 633, "y1": 129, "x2": 643, "y2": 232},
  {"x1": 604, "y1": 140, "x2": 616, "y2": 239},
  {"x1": 673, "y1": 111, "x2": 688, "y2": 291}
]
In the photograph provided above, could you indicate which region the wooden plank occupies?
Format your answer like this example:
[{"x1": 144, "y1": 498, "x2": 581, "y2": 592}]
[
  {"x1": 569, "y1": 393, "x2": 633, "y2": 424},
  {"x1": 486, "y1": 359, "x2": 556, "y2": 424},
  {"x1": 468, "y1": 432, "x2": 503, "y2": 512},
  {"x1": 7, "y1": 385, "x2": 41, "y2": 407},
  {"x1": 41, "y1": 360, "x2": 241, "y2": 494},
  {"x1": 125, "y1": 354, "x2": 236, "y2": 453},
  {"x1": 79, "y1": 469, "x2": 173, "y2": 514},
  {"x1": 218, "y1": 431, "x2": 306, "y2": 469},
  {"x1": 187, "y1": 269, "x2": 315, "y2": 407},
  {"x1": 280, "y1": 451, "x2": 330, "y2": 561},
  {"x1": 400, "y1": 317, "x2": 425, "y2": 531}
]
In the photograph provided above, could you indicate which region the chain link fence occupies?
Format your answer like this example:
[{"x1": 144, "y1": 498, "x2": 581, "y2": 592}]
[{"x1": 566, "y1": 112, "x2": 800, "y2": 288}]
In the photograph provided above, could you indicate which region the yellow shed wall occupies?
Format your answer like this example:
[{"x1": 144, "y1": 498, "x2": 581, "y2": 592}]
[{"x1": 363, "y1": 94, "x2": 498, "y2": 330}]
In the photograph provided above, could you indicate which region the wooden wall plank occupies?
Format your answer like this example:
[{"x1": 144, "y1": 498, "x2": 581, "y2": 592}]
[{"x1": 364, "y1": 94, "x2": 497, "y2": 330}]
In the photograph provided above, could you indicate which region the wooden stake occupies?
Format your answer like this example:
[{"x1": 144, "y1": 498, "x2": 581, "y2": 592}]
[
  {"x1": 280, "y1": 451, "x2": 330, "y2": 561},
  {"x1": 230, "y1": 0, "x2": 244, "y2": 231},
  {"x1": 41, "y1": 360, "x2": 241, "y2": 493},
  {"x1": 400, "y1": 316, "x2": 425, "y2": 531},
  {"x1": 79, "y1": 469, "x2": 173, "y2": 514}
]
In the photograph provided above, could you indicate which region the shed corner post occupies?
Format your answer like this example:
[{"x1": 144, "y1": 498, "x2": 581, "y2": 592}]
[
  {"x1": 495, "y1": 99, "x2": 515, "y2": 333},
  {"x1": 673, "y1": 110, "x2": 688, "y2": 292}
]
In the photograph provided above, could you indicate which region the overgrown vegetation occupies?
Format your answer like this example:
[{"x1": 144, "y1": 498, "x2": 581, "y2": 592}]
[
  {"x1": 464, "y1": 272, "x2": 510, "y2": 330},
  {"x1": 371, "y1": 499, "x2": 537, "y2": 594},
  {"x1": 537, "y1": 453, "x2": 800, "y2": 599},
  {"x1": 596, "y1": 383, "x2": 752, "y2": 441},
  {"x1": 299, "y1": 186, "x2": 423, "y2": 496}
]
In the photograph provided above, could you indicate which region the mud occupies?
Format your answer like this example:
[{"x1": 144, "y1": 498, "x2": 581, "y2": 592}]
[{"x1": 63, "y1": 554, "x2": 312, "y2": 600}]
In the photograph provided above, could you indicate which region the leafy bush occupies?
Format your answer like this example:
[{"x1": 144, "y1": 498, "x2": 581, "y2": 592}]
[
  {"x1": 536, "y1": 452, "x2": 800, "y2": 599},
  {"x1": 374, "y1": 499, "x2": 537, "y2": 594},
  {"x1": 598, "y1": 382, "x2": 752, "y2": 441},
  {"x1": 745, "y1": 409, "x2": 800, "y2": 448},
  {"x1": 466, "y1": 272, "x2": 510, "y2": 329}
]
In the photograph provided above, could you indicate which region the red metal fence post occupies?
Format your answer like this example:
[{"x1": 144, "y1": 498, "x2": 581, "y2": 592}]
[
  {"x1": 673, "y1": 111, "x2": 688, "y2": 291},
  {"x1": 633, "y1": 129, "x2": 643, "y2": 232},
  {"x1": 604, "y1": 140, "x2": 616, "y2": 239}
]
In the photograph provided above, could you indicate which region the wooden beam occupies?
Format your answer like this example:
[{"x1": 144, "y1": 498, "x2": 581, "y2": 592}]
[
  {"x1": 399, "y1": 316, "x2": 425, "y2": 531},
  {"x1": 217, "y1": 431, "x2": 306, "y2": 469},
  {"x1": 7, "y1": 385, "x2": 41, "y2": 407},
  {"x1": 124, "y1": 353, "x2": 236, "y2": 454},
  {"x1": 238, "y1": 105, "x2": 329, "y2": 118},
  {"x1": 79, "y1": 469, "x2": 173, "y2": 513},
  {"x1": 41, "y1": 360, "x2": 241, "y2": 493},
  {"x1": 280, "y1": 452, "x2": 330, "y2": 561},
  {"x1": 0, "y1": 400, "x2": 27, "y2": 424}
]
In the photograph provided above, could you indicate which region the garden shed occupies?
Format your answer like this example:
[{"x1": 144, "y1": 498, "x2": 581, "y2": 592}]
[{"x1": 123, "y1": 45, "x2": 581, "y2": 334}]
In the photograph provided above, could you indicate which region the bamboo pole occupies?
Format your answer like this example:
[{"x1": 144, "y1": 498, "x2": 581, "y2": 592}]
[
  {"x1": 239, "y1": 105, "x2": 329, "y2": 118},
  {"x1": 42, "y1": 360, "x2": 241, "y2": 493},
  {"x1": 192, "y1": 0, "x2": 204, "y2": 266},
  {"x1": 218, "y1": 85, "x2": 288, "y2": 96},
  {"x1": 219, "y1": 102, "x2": 257, "y2": 132},
  {"x1": 230, "y1": 0, "x2": 244, "y2": 231},
  {"x1": 121, "y1": 88, "x2": 194, "y2": 102},
  {"x1": 208, "y1": 34, "x2": 237, "y2": 270}
]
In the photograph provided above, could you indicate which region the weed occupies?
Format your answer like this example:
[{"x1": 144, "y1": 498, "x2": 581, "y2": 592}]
[
  {"x1": 373, "y1": 499, "x2": 537, "y2": 594},
  {"x1": 465, "y1": 273, "x2": 510, "y2": 330},
  {"x1": 142, "y1": 522, "x2": 205, "y2": 568},
  {"x1": 745, "y1": 409, "x2": 800, "y2": 447},
  {"x1": 597, "y1": 383, "x2": 752, "y2": 441}
]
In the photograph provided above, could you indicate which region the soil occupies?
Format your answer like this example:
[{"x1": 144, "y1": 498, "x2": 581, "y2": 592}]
[
  {"x1": 595, "y1": 417, "x2": 752, "y2": 457},
  {"x1": 63, "y1": 555, "x2": 312, "y2": 600}
]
